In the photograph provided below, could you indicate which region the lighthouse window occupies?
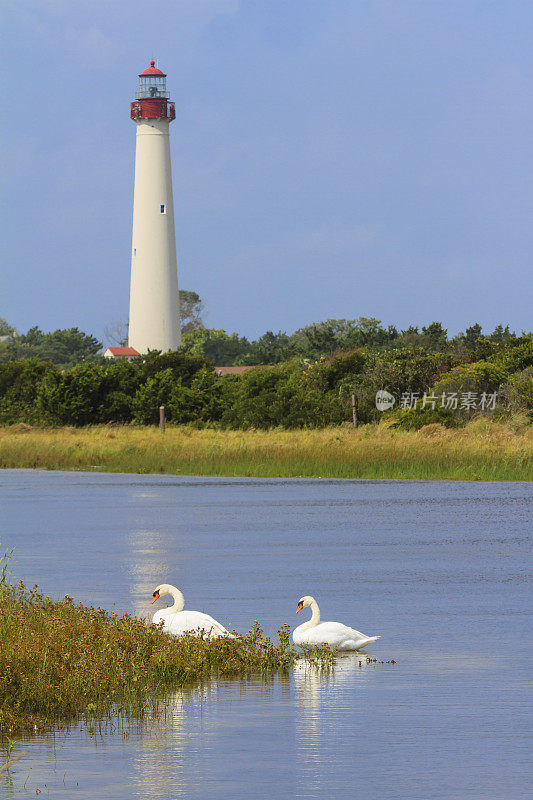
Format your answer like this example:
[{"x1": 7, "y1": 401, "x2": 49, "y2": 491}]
[
  {"x1": 160, "y1": 204, "x2": 167, "y2": 214},
  {"x1": 137, "y1": 74, "x2": 168, "y2": 99}
]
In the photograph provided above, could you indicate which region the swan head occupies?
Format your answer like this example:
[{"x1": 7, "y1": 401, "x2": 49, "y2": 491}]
[
  {"x1": 151, "y1": 583, "x2": 184, "y2": 611},
  {"x1": 296, "y1": 595, "x2": 315, "y2": 614}
]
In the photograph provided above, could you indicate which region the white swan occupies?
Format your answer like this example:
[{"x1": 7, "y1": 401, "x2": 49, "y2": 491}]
[
  {"x1": 151, "y1": 584, "x2": 232, "y2": 638},
  {"x1": 293, "y1": 595, "x2": 380, "y2": 652}
]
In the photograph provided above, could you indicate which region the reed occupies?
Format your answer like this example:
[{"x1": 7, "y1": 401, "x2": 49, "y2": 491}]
[
  {"x1": 0, "y1": 419, "x2": 531, "y2": 481},
  {"x1": 0, "y1": 576, "x2": 334, "y2": 735}
]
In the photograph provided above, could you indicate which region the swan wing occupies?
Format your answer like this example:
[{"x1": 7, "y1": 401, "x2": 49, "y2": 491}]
[
  {"x1": 163, "y1": 610, "x2": 230, "y2": 637},
  {"x1": 295, "y1": 621, "x2": 379, "y2": 651},
  {"x1": 186, "y1": 611, "x2": 230, "y2": 636},
  {"x1": 297, "y1": 622, "x2": 354, "y2": 647}
]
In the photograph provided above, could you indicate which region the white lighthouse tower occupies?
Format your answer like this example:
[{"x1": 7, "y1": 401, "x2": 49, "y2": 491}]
[{"x1": 128, "y1": 61, "x2": 181, "y2": 354}]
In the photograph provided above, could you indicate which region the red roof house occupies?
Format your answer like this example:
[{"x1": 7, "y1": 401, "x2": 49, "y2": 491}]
[{"x1": 103, "y1": 347, "x2": 140, "y2": 360}]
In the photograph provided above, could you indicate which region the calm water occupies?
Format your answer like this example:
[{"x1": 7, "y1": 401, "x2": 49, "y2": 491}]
[{"x1": 1, "y1": 470, "x2": 530, "y2": 799}]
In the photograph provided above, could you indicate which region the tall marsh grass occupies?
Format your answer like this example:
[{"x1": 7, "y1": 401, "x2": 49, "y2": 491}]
[{"x1": 0, "y1": 420, "x2": 531, "y2": 480}]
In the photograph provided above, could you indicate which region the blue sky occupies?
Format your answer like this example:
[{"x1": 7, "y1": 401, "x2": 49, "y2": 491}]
[{"x1": 2, "y1": 0, "x2": 532, "y2": 342}]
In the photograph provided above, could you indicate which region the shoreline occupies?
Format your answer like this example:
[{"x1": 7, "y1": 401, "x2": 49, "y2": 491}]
[
  {"x1": 0, "y1": 579, "x2": 324, "y2": 735},
  {"x1": 1, "y1": 422, "x2": 531, "y2": 481}
]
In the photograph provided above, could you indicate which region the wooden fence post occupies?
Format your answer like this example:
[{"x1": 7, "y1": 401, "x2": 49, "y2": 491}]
[
  {"x1": 351, "y1": 394, "x2": 357, "y2": 428},
  {"x1": 159, "y1": 405, "x2": 165, "y2": 433}
]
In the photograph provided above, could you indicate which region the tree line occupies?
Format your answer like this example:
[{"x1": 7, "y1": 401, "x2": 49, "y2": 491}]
[
  {"x1": 179, "y1": 319, "x2": 520, "y2": 366},
  {"x1": 0, "y1": 329, "x2": 531, "y2": 429},
  {"x1": 0, "y1": 310, "x2": 524, "y2": 369}
]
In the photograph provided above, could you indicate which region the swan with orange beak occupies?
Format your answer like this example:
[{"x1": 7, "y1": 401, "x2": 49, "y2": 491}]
[
  {"x1": 151, "y1": 584, "x2": 233, "y2": 638},
  {"x1": 293, "y1": 595, "x2": 380, "y2": 651}
]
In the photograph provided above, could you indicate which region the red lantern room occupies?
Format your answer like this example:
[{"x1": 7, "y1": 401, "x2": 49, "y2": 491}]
[{"x1": 130, "y1": 61, "x2": 175, "y2": 122}]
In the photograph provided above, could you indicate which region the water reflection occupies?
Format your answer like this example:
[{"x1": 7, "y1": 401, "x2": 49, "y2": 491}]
[
  {"x1": 131, "y1": 677, "x2": 293, "y2": 800},
  {"x1": 127, "y1": 530, "x2": 174, "y2": 620},
  {"x1": 132, "y1": 687, "x2": 191, "y2": 800},
  {"x1": 294, "y1": 655, "x2": 372, "y2": 798}
]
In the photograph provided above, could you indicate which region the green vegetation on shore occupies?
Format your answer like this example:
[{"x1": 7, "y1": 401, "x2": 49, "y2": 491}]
[
  {"x1": 0, "y1": 342, "x2": 531, "y2": 428},
  {"x1": 1, "y1": 421, "x2": 531, "y2": 481},
  {"x1": 0, "y1": 317, "x2": 531, "y2": 431},
  {"x1": 0, "y1": 570, "x2": 331, "y2": 735}
]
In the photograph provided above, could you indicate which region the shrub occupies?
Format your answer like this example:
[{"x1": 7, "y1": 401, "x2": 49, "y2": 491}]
[
  {"x1": 180, "y1": 329, "x2": 251, "y2": 366},
  {"x1": 0, "y1": 359, "x2": 57, "y2": 423},
  {"x1": 0, "y1": 336, "x2": 530, "y2": 430},
  {"x1": 132, "y1": 369, "x2": 177, "y2": 424},
  {"x1": 499, "y1": 367, "x2": 533, "y2": 417},
  {"x1": 432, "y1": 361, "x2": 507, "y2": 396},
  {"x1": 100, "y1": 391, "x2": 134, "y2": 423},
  {"x1": 218, "y1": 365, "x2": 347, "y2": 428},
  {"x1": 390, "y1": 360, "x2": 509, "y2": 428},
  {"x1": 351, "y1": 349, "x2": 463, "y2": 424},
  {"x1": 140, "y1": 350, "x2": 210, "y2": 382},
  {"x1": 302, "y1": 350, "x2": 366, "y2": 392},
  {"x1": 489, "y1": 339, "x2": 533, "y2": 373},
  {"x1": 167, "y1": 369, "x2": 225, "y2": 424},
  {"x1": 392, "y1": 406, "x2": 462, "y2": 430},
  {"x1": 132, "y1": 367, "x2": 224, "y2": 425},
  {"x1": 37, "y1": 363, "x2": 109, "y2": 425}
]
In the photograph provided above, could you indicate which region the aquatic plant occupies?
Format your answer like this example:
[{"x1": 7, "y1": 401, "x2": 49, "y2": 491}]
[{"x1": 0, "y1": 581, "x2": 321, "y2": 735}]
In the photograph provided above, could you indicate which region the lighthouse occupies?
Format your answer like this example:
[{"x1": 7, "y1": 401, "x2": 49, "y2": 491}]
[{"x1": 128, "y1": 61, "x2": 181, "y2": 354}]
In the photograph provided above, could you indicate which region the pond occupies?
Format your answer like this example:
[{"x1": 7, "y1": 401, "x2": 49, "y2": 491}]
[{"x1": 1, "y1": 471, "x2": 530, "y2": 799}]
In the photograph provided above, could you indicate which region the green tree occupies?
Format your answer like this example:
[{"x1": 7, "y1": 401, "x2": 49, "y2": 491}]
[
  {"x1": 35, "y1": 360, "x2": 147, "y2": 425},
  {"x1": 421, "y1": 322, "x2": 448, "y2": 349},
  {"x1": 489, "y1": 339, "x2": 533, "y2": 372},
  {"x1": 180, "y1": 328, "x2": 251, "y2": 366},
  {"x1": 489, "y1": 324, "x2": 512, "y2": 344},
  {"x1": 240, "y1": 331, "x2": 293, "y2": 365},
  {"x1": 0, "y1": 359, "x2": 57, "y2": 423},
  {"x1": 345, "y1": 317, "x2": 398, "y2": 347},
  {"x1": 168, "y1": 368, "x2": 225, "y2": 423},
  {"x1": 0, "y1": 326, "x2": 102, "y2": 367},
  {"x1": 288, "y1": 318, "x2": 398, "y2": 359},
  {"x1": 462, "y1": 323, "x2": 483, "y2": 351},
  {"x1": 0, "y1": 318, "x2": 17, "y2": 337}
]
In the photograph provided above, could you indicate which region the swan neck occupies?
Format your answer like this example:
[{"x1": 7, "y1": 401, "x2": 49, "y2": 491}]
[
  {"x1": 162, "y1": 586, "x2": 185, "y2": 615},
  {"x1": 310, "y1": 600, "x2": 320, "y2": 626},
  {"x1": 298, "y1": 600, "x2": 321, "y2": 632}
]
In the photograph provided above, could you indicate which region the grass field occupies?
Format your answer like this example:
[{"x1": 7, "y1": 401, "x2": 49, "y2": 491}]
[{"x1": 0, "y1": 419, "x2": 531, "y2": 481}]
